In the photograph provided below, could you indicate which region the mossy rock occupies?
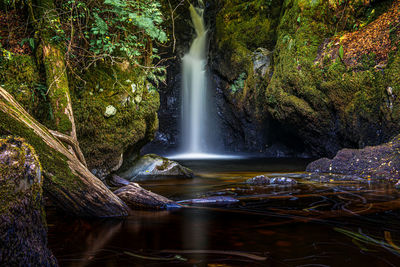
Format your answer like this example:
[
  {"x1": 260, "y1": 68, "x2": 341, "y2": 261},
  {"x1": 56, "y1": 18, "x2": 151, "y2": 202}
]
[
  {"x1": 0, "y1": 136, "x2": 57, "y2": 266},
  {"x1": 0, "y1": 54, "x2": 47, "y2": 120},
  {"x1": 70, "y1": 63, "x2": 160, "y2": 179}
]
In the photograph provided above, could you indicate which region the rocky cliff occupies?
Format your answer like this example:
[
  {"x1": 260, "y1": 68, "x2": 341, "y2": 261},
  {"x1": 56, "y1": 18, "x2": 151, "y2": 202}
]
[{"x1": 211, "y1": 0, "x2": 400, "y2": 157}]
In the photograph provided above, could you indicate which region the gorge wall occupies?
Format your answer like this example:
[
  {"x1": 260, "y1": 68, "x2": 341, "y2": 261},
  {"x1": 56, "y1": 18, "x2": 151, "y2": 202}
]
[{"x1": 147, "y1": 0, "x2": 400, "y2": 158}]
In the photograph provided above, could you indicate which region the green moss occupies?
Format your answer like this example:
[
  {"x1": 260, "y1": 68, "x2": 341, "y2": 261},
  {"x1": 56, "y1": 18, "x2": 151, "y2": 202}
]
[
  {"x1": 0, "y1": 137, "x2": 43, "y2": 215},
  {"x1": 0, "y1": 54, "x2": 43, "y2": 117},
  {"x1": 0, "y1": 108, "x2": 84, "y2": 206},
  {"x1": 70, "y1": 62, "x2": 160, "y2": 174}
]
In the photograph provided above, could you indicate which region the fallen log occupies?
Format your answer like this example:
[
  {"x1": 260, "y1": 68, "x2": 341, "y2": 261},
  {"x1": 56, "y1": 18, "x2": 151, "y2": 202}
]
[{"x1": 0, "y1": 86, "x2": 128, "y2": 217}]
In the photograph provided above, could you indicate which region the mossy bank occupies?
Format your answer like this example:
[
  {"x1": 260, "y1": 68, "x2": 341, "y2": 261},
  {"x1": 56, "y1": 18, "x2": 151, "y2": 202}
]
[{"x1": 211, "y1": 0, "x2": 400, "y2": 157}]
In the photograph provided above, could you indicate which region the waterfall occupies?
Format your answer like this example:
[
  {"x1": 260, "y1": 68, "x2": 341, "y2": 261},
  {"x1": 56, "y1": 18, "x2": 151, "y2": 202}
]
[
  {"x1": 171, "y1": 2, "x2": 237, "y2": 159},
  {"x1": 181, "y1": 3, "x2": 211, "y2": 154}
]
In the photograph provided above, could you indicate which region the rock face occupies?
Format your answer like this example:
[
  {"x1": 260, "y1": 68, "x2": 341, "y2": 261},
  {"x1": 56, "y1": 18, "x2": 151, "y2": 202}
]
[
  {"x1": 209, "y1": 0, "x2": 400, "y2": 157},
  {"x1": 114, "y1": 183, "x2": 180, "y2": 210},
  {"x1": 0, "y1": 137, "x2": 57, "y2": 266},
  {"x1": 118, "y1": 154, "x2": 194, "y2": 181},
  {"x1": 307, "y1": 134, "x2": 400, "y2": 181},
  {"x1": 246, "y1": 175, "x2": 297, "y2": 185}
]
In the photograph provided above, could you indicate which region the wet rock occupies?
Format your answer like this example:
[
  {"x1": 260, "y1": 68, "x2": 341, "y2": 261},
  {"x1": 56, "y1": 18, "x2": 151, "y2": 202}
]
[
  {"x1": 307, "y1": 134, "x2": 400, "y2": 181},
  {"x1": 246, "y1": 175, "x2": 297, "y2": 185},
  {"x1": 299, "y1": 173, "x2": 367, "y2": 183},
  {"x1": 246, "y1": 175, "x2": 271, "y2": 185},
  {"x1": 118, "y1": 154, "x2": 194, "y2": 181},
  {"x1": 252, "y1": 48, "x2": 272, "y2": 77},
  {"x1": 270, "y1": 177, "x2": 298, "y2": 185},
  {"x1": 0, "y1": 137, "x2": 57, "y2": 266},
  {"x1": 114, "y1": 183, "x2": 180, "y2": 210}
]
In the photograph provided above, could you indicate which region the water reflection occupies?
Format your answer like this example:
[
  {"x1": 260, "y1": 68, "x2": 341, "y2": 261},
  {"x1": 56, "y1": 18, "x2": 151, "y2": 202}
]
[{"x1": 47, "y1": 159, "x2": 400, "y2": 266}]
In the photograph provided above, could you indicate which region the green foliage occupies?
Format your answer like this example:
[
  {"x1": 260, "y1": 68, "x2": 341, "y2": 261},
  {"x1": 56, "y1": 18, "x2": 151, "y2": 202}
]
[
  {"x1": 57, "y1": 0, "x2": 167, "y2": 87},
  {"x1": 20, "y1": 38, "x2": 35, "y2": 50},
  {"x1": 62, "y1": 0, "x2": 166, "y2": 62},
  {"x1": 230, "y1": 72, "x2": 247, "y2": 93},
  {"x1": 338, "y1": 45, "x2": 344, "y2": 60}
]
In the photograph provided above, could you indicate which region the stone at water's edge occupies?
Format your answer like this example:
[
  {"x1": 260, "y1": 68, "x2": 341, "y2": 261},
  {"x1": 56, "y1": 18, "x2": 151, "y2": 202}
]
[
  {"x1": 246, "y1": 175, "x2": 297, "y2": 185},
  {"x1": 118, "y1": 154, "x2": 194, "y2": 181},
  {"x1": 0, "y1": 137, "x2": 57, "y2": 266},
  {"x1": 114, "y1": 183, "x2": 181, "y2": 210},
  {"x1": 307, "y1": 134, "x2": 400, "y2": 181}
]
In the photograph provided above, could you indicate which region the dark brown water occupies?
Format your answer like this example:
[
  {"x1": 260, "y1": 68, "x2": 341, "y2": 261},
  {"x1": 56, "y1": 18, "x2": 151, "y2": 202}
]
[{"x1": 47, "y1": 158, "x2": 400, "y2": 266}]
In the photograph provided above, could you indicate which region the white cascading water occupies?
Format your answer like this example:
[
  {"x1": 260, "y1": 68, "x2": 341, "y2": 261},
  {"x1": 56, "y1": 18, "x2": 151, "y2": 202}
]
[
  {"x1": 170, "y1": 2, "x2": 237, "y2": 159},
  {"x1": 181, "y1": 3, "x2": 208, "y2": 154}
]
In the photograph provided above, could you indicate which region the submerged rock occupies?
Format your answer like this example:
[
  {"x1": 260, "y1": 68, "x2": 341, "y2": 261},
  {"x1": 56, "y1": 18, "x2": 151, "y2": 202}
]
[
  {"x1": 246, "y1": 175, "x2": 297, "y2": 185},
  {"x1": 307, "y1": 134, "x2": 400, "y2": 181},
  {"x1": 114, "y1": 183, "x2": 180, "y2": 210},
  {"x1": 178, "y1": 196, "x2": 239, "y2": 205},
  {"x1": 0, "y1": 137, "x2": 57, "y2": 266},
  {"x1": 118, "y1": 154, "x2": 194, "y2": 181}
]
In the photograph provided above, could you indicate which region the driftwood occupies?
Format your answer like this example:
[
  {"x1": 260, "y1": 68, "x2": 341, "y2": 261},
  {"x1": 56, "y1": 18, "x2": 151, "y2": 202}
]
[
  {"x1": 0, "y1": 86, "x2": 128, "y2": 217},
  {"x1": 114, "y1": 182, "x2": 181, "y2": 210}
]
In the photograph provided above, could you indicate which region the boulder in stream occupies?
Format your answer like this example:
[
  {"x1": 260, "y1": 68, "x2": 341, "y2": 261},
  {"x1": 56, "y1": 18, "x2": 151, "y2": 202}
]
[
  {"x1": 246, "y1": 175, "x2": 297, "y2": 185},
  {"x1": 307, "y1": 134, "x2": 400, "y2": 181},
  {"x1": 118, "y1": 154, "x2": 194, "y2": 181}
]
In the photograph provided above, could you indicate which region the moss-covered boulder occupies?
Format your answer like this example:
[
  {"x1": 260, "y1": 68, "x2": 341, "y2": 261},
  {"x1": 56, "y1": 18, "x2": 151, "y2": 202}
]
[
  {"x1": 0, "y1": 136, "x2": 57, "y2": 266},
  {"x1": 71, "y1": 63, "x2": 160, "y2": 179}
]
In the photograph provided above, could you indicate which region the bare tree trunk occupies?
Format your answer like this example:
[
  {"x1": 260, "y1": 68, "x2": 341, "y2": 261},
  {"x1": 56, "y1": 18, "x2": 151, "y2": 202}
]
[{"x1": 0, "y1": 86, "x2": 128, "y2": 217}]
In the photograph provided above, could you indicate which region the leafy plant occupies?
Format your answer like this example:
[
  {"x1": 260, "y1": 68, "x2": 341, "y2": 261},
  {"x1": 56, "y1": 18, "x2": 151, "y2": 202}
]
[
  {"x1": 338, "y1": 45, "x2": 344, "y2": 60},
  {"x1": 230, "y1": 72, "x2": 247, "y2": 93},
  {"x1": 20, "y1": 38, "x2": 35, "y2": 50},
  {"x1": 58, "y1": 0, "x2": 168, "y2": 86}
]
